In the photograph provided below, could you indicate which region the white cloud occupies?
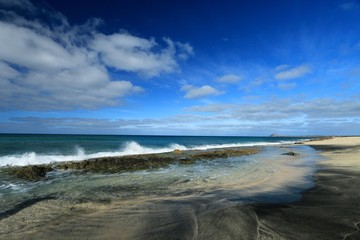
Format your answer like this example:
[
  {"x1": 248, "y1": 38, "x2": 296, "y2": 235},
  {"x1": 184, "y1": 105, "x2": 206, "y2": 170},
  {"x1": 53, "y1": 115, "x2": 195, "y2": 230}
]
[
  {"x1": 274, "y1": 65, "x2": 311, "y2": 80},
  {"x1": 278, "y1": 82, "x2": 297, "y2": 90},
  {"x1": 3, "y1": 97, "x2": 359, "y2": 135},
  {"x1": 181, "y1": 85, "x2": 224, "y2": 99},
  {"x1": 185, "y1": 104, "x2": 235, "y2": 112},
  {"x1": 0, "y1": 22, "x2": 78, "y2": 71},
  {"x1": 0, "y1": 61, "x2": 20, "y2": 79},
  {"x1": 186, "y1": 97, "x2": 360, "y2": 120},
  {"x1": 175, "y1": 42, "x2": 194, "y2": 60},
  {"x1": 274, "y1": 64, "x2": 289, "y2": 72},
  {"x1": 216, "y1": 74, "x2": 242, "y2": 83},
  {"x1": 0, "y1": 1, "x2": 192, "y2": 111},
  {"x1": 0, "y1": 61, "x2": 143, "y2": 110},
  {"x1": 89, "y1": 33, "x2": 188, "y2": 77}
]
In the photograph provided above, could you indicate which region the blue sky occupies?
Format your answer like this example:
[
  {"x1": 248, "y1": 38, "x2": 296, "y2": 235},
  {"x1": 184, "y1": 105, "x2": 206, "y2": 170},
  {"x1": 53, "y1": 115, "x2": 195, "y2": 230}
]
[{"x1": 0, "y1": 0, "x2": 359, "y2": 135}]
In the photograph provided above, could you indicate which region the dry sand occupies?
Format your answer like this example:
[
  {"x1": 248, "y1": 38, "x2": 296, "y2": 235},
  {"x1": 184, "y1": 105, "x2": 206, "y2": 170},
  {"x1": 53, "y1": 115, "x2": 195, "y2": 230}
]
[{"x1": 307, "y1": 136, "x2": 360, "y2": 168}]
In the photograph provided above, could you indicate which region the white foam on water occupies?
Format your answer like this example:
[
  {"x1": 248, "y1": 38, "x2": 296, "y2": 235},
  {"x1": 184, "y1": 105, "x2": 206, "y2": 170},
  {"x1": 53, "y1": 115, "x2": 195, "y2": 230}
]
[
  {"x1": 0, "y1": 183, "x2": 21, "y2": 191},
  {"x1": 189, "y1": 141, "x2": 295, "y2": 150},
  {"x1": 0, "y1": 140, "x2": 301, "y2": 167}
]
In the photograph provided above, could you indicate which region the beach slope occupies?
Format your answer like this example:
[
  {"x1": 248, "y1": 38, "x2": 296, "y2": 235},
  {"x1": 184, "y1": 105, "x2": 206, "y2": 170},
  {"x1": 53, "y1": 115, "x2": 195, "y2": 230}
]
[{"x1": 253, "y1": 136, "x2": 360, "y2": 239}]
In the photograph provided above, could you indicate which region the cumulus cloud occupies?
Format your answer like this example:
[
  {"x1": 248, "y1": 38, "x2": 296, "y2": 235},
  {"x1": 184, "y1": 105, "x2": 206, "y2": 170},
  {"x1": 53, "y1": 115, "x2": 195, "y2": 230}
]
[
  {"x1": 0, "y1": 63, "x2": 143, "y2": 110},
  {"x1": 216, "y1": 74, "x2": 242, "y2": 83},
  {"x1": 89, "y1": 33, "x2": 192, "y2": 77},
  {"x1": 0, "y1": 1, "x2": 192, "y2": 111},
  {"x1": 274, "y1": 65, "x2": 311, "y2": 80},
  {"x1": 0, "y1": 21, "x2": 78, "y2": 71},
  {"x1": 181, "y1": 85, "x2": 224, "y2": 99}
]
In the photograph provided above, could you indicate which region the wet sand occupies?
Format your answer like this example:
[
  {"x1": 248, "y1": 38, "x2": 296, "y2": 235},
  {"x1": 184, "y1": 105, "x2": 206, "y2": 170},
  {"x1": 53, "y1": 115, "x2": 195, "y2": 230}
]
[
  {"x1": 1, "y1": 137, "x2": 360, "y2": 239},
  {"x1": 253, "y1": 137, "x2": 360, "y2": 239}
]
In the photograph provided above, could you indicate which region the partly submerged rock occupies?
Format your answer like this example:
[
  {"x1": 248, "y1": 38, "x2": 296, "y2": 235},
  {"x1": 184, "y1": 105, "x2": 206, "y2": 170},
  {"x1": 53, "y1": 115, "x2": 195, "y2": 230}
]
[
  {"x1": 5, "y1": 147, "x2": 260, "y2": 181},
  {"x1": 56, "y1": 155, "x2": 175, "y2": 172},
  {"x1": 56, "y1": 148, "x2": 260, "y2": 173},
  {"x1": 190, "y1": 148, "x2": 259, "y2": 160},
  {"x1": 7, "y1": 165, "x2": 53, "y2": 181},
  {"x1": 282, "y1": 151, "x2": 300, "y2": 156}
]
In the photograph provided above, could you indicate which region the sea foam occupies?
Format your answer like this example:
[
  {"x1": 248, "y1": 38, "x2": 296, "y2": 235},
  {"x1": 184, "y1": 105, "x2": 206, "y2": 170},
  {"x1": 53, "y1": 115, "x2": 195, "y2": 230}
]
[{"x1": 0, "y1": 140, "x2": 298, "y2": 167}]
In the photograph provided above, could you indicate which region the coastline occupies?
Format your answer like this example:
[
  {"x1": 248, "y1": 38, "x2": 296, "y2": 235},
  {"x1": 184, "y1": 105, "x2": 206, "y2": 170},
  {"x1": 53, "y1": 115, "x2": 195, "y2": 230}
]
[
  {"x1": 253, "y1": 136, "x2": 360, "y2": 239},
  {"x1": 0, "y1": 137, "x2": 359, "y2": 239}
]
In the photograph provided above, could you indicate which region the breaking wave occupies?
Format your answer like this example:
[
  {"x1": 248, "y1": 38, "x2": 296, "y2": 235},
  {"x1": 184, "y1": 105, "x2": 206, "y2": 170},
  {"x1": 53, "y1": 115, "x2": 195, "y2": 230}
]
[{"x1": 0, "y1": 140, "x2": 298, "y2": 167}]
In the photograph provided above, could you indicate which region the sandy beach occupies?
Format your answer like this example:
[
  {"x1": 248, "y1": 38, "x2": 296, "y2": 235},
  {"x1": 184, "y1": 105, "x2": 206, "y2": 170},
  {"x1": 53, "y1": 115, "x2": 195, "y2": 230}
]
[
  {"x1": 2, "y1": 0, "x2": 359, "y2": 239},
  {"x1": 253, "y1": 136, "x2": 360, "y2": 239},
  {"x1": 1, "y1": 137, "x2": 360, "y2": 239}
]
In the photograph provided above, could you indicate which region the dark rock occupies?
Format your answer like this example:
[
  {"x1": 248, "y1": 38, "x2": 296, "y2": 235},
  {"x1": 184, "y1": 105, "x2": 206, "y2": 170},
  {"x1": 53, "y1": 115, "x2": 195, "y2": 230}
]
[
  {"x1": 190, "y1": 148, "x2": 259, "y2": 160},
  {"x1": 179, "y1": 158, "x2": 193, "y2": 164},
  {"x1": 7, "y1": 165, "x2": 53, "y2": 181},
  {"x1": 4, "y1": 147, "x2": 260, "y2": 181},
  {"x1": 55, "y1": 148, "x2": 259, "y2": 173},
  {"x1": 282, "y1": 151, "x2": 300, "y2": 156}
]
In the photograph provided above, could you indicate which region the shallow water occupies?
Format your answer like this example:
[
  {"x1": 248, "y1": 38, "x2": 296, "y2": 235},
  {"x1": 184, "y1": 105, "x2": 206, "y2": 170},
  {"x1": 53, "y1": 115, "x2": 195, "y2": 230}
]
[
  {"x1": 0, "y1": 143, "x2": 325, "y2": 240},
  {"x1": 0, "y1": 145, "x2": 319, "y2": 215}
]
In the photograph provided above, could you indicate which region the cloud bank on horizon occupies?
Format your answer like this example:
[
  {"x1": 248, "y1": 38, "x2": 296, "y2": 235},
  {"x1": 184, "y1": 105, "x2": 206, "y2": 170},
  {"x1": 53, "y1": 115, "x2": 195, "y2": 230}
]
[{"x1": 0, "y1": 0, "x2": 359, "y2": 135}]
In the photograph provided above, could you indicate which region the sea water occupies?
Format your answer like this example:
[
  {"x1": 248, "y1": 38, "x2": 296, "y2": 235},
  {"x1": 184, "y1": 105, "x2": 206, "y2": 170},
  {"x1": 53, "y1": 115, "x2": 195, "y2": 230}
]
[
  {"x1": 0, "y1": 134, "x2": 318, "y2": 215},
  {"x1": 0, "y1": 134, "x2": 307, "y2": 166}
]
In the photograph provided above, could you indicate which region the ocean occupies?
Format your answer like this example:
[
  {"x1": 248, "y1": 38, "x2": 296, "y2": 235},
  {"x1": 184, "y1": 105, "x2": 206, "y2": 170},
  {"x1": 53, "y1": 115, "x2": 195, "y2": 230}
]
[
  {"x1": 0, "y1": 134, "x2": 319, "y2": 220},
  {"x1": 0, "y1": 134, "x2": 309, "y2": 166}
]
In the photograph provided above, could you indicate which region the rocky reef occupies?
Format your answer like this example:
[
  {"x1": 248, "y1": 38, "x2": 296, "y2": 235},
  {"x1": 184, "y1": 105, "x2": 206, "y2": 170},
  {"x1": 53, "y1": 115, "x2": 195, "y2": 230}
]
[
  {"x1": 5, "y1": 147, "x2": 260, "y2": 181},
  {"x1": 6, "y1": 165, "x2": 54, "y2": 181}
]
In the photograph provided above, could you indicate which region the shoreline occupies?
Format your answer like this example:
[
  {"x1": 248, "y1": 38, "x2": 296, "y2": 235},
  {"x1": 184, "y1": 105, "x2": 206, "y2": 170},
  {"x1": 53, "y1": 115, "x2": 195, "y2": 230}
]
[
  {"x1": 1, "y1": 137, "x2": 359, "y2": 239},
  {"x1": 253, "y1": 136, "x2": 360, "y2": 239}
]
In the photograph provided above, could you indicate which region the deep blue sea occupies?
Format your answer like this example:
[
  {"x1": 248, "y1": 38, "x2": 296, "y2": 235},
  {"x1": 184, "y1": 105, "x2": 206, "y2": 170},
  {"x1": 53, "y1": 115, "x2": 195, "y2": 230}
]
[{"x1": 0, "y1": 134, "x2": 310, "y2": 166}]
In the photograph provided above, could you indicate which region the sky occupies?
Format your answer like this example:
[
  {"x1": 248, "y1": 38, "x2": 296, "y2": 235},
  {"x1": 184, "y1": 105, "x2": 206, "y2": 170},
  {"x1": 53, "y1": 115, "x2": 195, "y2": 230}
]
[{"x1": 0, "y1": 0, "x2": 359, "y2": 136}]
